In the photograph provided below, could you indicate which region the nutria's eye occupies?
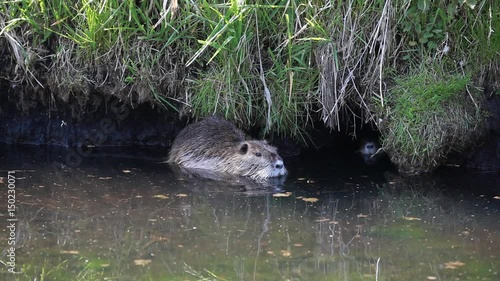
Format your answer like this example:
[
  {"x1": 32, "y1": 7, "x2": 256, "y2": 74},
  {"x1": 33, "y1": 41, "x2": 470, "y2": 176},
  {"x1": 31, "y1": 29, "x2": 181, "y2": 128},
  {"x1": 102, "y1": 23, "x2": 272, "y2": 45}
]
[{"x1": 255, "y1": 152, "x2": 262, "y2": 157}]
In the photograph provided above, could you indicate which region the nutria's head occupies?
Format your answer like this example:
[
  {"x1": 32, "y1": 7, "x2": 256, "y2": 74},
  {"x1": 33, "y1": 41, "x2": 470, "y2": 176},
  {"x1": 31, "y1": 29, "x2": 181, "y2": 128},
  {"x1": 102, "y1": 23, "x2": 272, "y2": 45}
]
[
  {"x1": 359, "y1": 140, "x2": 379, "y2": 156},
  {"x1": 227, "y1": 140, "x2": 287, "y2": 180}
]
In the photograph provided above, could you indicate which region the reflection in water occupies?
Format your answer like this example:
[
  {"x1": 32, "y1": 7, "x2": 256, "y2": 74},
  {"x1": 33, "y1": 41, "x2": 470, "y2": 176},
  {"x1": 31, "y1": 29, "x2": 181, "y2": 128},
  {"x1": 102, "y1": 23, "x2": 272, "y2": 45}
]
[{"x1": 0, "y1": 145, "x2": 499, "y2": 281}]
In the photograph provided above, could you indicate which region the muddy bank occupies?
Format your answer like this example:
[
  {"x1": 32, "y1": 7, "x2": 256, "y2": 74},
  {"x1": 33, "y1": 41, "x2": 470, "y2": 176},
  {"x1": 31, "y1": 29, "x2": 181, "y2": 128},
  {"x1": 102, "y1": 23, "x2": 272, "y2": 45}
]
[
  {"x1": 0, "y1": 91, "x2": 178, "y2": 147},
  {"x1": 464, "y1": 93, "x2": 500, "y2": 171}
]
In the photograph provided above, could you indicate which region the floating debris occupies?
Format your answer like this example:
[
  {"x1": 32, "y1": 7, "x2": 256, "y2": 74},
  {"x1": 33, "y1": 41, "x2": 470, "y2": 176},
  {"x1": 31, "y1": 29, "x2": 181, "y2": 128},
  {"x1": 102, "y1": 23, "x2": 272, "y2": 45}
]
[
  {"x1": 281, "y1": 250, "x2": 292, "y2": 257},
  {"x1": 176, "y1": 193, "x2": 189, "y2": 197},
  {"x1": 152, "y1": 194, "x2": 169, "y2": 199},
  {"x1": 273, "y1": 192, "x2": 292, "y2": 197},
  {"x1": 444, "y1": 261, "x2": 465, "y2": 269},
  {"x1": 402, "y1": 216, "x2": 422, "y2": 221},
  {"x1": 133, "y1": 259, "x2": 152, "y2": 266},
  {"x1": 60, "y1": 250, "x2": 80, "y2": 255},
  {"x1": 302, "y1": 197, "x2": 319, "y2": 203}
]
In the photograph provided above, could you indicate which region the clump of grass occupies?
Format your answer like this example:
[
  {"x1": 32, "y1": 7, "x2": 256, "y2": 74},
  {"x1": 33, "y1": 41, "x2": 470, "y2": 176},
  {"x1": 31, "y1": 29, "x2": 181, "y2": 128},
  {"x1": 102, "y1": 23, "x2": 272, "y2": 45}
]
[
  {"x1": 378, "y1": 66, "x2": 486, "y2": 173},
  {"x1": 1, "y1": 0, "x2": 189, "y2": 112},
  {"x1": 186, "y1": 1, "x2": 322, "y2": 141}
]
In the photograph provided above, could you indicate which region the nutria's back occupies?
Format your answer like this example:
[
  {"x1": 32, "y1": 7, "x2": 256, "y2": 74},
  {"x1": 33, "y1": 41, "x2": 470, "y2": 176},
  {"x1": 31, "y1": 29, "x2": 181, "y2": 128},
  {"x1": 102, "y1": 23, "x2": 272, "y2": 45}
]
[{"x1": 168, "y1": 116, "x2": 287, "y2": 180}]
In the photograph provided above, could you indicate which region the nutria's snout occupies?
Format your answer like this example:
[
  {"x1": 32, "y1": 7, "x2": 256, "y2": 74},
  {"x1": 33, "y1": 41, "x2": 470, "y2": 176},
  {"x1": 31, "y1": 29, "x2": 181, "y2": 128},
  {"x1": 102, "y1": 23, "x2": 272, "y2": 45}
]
[
  {"x1": 360, "y1": 141, "x2": 379, "y2": 156},
  {"x1": 271, "y1": 158, "x2": 287, "y2": 178}
]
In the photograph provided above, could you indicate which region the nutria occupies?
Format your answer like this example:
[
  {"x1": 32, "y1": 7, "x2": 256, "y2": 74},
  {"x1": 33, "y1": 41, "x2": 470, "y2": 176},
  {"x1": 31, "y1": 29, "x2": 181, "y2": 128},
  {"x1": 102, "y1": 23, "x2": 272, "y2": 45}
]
[
  {"x1": 359, "y1": 139, "x2": 379, "y2": 156},
  {"x1": 168, "y1": 116, "x2": 287, "y2": 180},
  {"x1": 357, "y1": 138, "x2": 381, "y2": 165}
]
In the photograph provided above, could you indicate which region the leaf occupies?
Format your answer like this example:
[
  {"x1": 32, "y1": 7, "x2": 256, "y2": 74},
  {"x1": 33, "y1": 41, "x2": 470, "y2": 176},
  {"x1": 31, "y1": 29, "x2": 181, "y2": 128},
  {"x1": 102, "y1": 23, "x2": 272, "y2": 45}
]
[
  {"x1": 402, "y1": 216, "x2": 421, "y2": 221},
  {"x1": 60, "y1": 250, "x2": 80, "y2": 254},
  {"x1": 423, "y1": 32, "x2": 434, "y2": 38},
  {"x1": 444, "y1": 261, "x2": 465, "y2": 269},
  {"x1": 134, "y1": 259, "x2": 152, "y2": 266},
  {"x1": 447, "y1": 4, "x2": 457, "y2": 17},
  {"x1": 465, "y1": 0, "x2": 477, "y2": 9},
  {"x1": 273, "y1": 192, "x2": 292, "y2": 197},
  {"x1": 152, "y1": 194, "x2": 169, "y2": 199},
  {"x1": 417, "y1": 0, "x2": 429, "y2": 11},
  {"x1": 427, "y1": 41, "x2": 438, "y2": 49},
  {"x1": 281, "y1": 250, "x2": 292, "y2": 257},
  {"x1": 302, "y1": 197, "x2": 319, "y2": 203}
]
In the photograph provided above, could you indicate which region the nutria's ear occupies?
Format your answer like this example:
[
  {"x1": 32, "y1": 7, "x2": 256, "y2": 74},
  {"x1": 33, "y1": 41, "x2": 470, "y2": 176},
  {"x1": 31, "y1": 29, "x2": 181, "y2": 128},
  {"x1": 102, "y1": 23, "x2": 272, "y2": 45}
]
[{"x1": 239, "y1": 142, "x2": 249, "y2": 155}]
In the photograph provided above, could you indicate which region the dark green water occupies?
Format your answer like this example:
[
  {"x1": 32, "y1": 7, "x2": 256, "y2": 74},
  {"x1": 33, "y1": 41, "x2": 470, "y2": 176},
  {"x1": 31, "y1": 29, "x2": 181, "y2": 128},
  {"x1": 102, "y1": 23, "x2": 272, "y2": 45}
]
[{"x1": 0, "y1": 145, "x2": 499, "y2": 281}]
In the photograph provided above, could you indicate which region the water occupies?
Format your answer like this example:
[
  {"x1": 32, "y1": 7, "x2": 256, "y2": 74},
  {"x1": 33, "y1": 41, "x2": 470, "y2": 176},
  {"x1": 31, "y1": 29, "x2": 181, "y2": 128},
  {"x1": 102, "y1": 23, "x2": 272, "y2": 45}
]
[{"x1": 0, "y1": 145, "x2": 499, "y2": 281}]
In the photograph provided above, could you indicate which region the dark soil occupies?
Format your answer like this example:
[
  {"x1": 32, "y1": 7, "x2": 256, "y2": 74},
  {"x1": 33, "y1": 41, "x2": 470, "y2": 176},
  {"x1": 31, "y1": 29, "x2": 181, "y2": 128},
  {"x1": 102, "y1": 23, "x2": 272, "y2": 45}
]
[{"x1": 0, "y1": 90, "x2": 179, "y2": 147}]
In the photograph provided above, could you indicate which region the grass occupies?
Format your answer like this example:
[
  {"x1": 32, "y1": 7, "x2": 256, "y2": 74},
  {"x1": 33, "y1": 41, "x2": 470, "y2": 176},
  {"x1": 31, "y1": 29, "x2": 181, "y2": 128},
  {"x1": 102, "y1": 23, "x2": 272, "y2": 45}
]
[
  {"x1": 0, "y1": 0, "x2": 498, "y2": 171},
  {"x1": 379, "y1": 66, "x2": 486, "y2": 173},
  {"x1": 187, "y1": 1, "x2": 322, "y2": 141}
]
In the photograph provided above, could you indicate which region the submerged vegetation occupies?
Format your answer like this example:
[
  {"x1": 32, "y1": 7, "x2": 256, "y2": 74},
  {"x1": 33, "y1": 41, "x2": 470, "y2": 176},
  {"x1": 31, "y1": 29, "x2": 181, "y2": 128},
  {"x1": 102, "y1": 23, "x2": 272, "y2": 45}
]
[{"x1": 0, "y1": 0, "x2": 499, "y2": 171}]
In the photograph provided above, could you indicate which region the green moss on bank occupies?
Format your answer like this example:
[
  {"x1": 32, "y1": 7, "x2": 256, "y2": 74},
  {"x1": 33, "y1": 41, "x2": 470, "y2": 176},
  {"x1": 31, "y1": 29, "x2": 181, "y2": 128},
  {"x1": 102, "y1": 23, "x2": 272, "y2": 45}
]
[{"x1": 379, "y1": 68, "x2": 486, "y2": 173}]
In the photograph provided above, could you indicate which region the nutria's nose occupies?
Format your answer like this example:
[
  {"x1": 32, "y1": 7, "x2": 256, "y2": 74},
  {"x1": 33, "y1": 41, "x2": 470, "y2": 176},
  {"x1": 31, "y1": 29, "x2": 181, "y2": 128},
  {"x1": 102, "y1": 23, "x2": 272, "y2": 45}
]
[
  {"x1": 367, "y1": 144, "x2": 374, "y2": 149},
  {"x1": 275, "y1": 160, "x2": 284, "y2": 170}
]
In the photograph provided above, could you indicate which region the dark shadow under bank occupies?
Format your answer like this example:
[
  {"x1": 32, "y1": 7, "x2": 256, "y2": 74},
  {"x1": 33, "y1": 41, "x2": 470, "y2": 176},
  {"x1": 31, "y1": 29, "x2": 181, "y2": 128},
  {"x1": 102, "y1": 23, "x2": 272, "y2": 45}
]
[
  {"x1": 0, "y1": 91, "x2": 179, "y2": 147},
  {"x1": 0, "y1": 90, "x2": 499, "y2": 172},
  {"x1": 1, "y1": 143, "x2": 498, "y2": 196}
]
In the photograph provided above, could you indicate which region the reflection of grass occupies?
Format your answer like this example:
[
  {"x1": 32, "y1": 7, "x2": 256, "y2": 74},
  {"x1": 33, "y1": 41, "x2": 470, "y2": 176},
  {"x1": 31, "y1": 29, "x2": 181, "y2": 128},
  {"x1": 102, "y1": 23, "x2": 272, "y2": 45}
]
[
  {"x1": 18, "y1": 257, "x2": 106, "y2": 281},
  {"x1": 369, "y1": 220, "x2": 427, "y2": 240},
  {"x1": 6, "y1": 170, "x2": 499, "y2": 281}
]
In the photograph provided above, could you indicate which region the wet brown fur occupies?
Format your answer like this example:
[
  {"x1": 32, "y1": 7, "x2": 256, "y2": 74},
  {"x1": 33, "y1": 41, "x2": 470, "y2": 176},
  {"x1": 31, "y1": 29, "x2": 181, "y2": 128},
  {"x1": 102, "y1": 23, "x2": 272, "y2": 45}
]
[{"x1": 168, "y1": 116, "x2": 286, "y2": 180}]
